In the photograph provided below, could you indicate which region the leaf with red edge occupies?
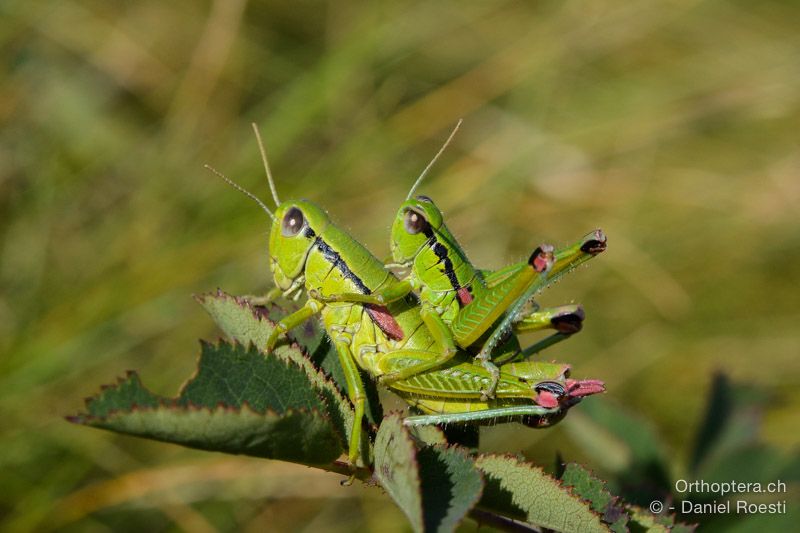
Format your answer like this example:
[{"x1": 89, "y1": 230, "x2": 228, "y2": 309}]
[
  {"x1": 69, "y1": 341, "x2": 344, "y2": 466},
  {"x1": 374, "y1": 413, "x2": 484, "y2": 533},
  {"x1": 196, "y1": 290, "x2": 382, "y2": 426},
  {"x1": 561, "y1": 463, "x2": 628, "y2": 532},
  {"x1": 475, "y1": 454, "x2": 608, "y2": 532}
]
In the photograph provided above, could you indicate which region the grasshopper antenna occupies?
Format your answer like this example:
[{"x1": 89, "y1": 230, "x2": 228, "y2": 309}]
[
  {"x1": 251, "y1": 122, "x2": 281, "y2": 207},
  {"x1": 205, "y1": 164, "x2": 275, "y2": 221},
  {"x1": 406, "y1": 118, "x2": 463, "y2": 200}
]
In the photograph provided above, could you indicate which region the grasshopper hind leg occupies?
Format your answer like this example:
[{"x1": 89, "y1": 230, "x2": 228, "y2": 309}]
[
  {"x1": 509, "y1": 304, "x2": 586, "y2": 362},
  {"x1": 403, "y1": 404, "x2": 560, "y2": 426},
  {"x1": 377, "y1": 305, "x2": 460, "y2": 383}
]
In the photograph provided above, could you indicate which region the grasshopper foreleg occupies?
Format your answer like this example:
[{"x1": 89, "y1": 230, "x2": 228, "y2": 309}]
[
  {"x1": 378, "y1": 305, "x2": 459, "y2": 383},
  {"x1": 241, "y1": 286, "x2": 284, "y2": 306},
  {"x1": 265, "y1": 299, "x2": 322, "y2": 350}
]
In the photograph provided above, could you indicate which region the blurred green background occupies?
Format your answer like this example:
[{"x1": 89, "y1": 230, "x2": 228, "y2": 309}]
[{"x1": 2, "y1": 0, "x2": 798, "y2": 531}]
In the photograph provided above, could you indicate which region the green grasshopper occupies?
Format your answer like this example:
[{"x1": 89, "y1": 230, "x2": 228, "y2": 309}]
[
  {"x1": 207, "y1": 125, "x2": 604, "y2": 472},
  {"x1": 311, "y1": 122, "x2": 607, "y2": 398},
  {"x1": 387, "y1": 195, "x2": 606, "y2": 393}
]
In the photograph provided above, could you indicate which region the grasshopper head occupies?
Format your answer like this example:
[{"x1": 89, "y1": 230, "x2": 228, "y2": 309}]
[
  {"x1": 390, "y1": 195, "x2": 451, "y2": 263},
  {"x1": 269, "y1": 199, "x2": 330, "y2": 290}
]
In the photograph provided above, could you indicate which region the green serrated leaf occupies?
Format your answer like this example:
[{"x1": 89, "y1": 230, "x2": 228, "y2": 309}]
[
  {"x1": 196, "y1": 291, "x2": 311, "y2": 369},
  {"x1": 94, "y1": 403, "x2": 339, "y2": 464},
  {"x1": 251, "y1": 297, "x2": 346, "y2": 391},
  {"x1": 195, "y1": 292, "x2": 376, "y2": 456},
  {"x1": 627, "y1": 502, "x2": 698, "y2": 532},
  {"x1": 625, "y1": 505, "x2": 670, "y2": 532},
  {"x1": 178, "y1": 341, "x2": 326, "y2": 413},
  {"x1": 561, "y1": 463, "x2": 614, "y2": 513},
  {"x1": 417, "y1": 444, "x2": 484, "y2": 533},
  {"x1": 374, "y1": 414, "x2": 483, "y2": 533},
  {"x1": 71, "y1": 369, "x2": 341, "y2": 465},
  {"x1": 475, "y1": 454, "x2": 608, "y2": 533},
  {"x1": 561, "y1": 463, "x2": 628, "y2": 532},
  {"x1": 71, "y1": 342, "x2": 346, "y2": 465},
  {"x1": 375, "y1": 413, "x2": 424, "y2": 532},
  {"x1": 609, "y1": 518, "x2": 628, "y2": 533},
  {"x1": 76, "y1": 371, "x2": 163, "y2": 419},
  {"x1": 196, "y1": 290, "x2": 382, "y2": 426},
  {"x1": 408, "y1": 424, "x2": 448, "y2": 447}
]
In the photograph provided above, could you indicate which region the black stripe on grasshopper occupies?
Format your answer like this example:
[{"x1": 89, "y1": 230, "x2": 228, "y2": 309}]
[
  {"x1": 313, "y1": 235, "x2": 372, "y2": 295},
  {"x1": 303, "y1": 221, "x2": 405, "y2": 340},
  {"x1": 405, "y1": 200, "x2": 473, "y2": 306},
  {"x1": 314, "y1": 232, "x2": 404, "y2": 341},
  {"x1": 429, "y1": 238, "x2": 467, "y2": 303}
]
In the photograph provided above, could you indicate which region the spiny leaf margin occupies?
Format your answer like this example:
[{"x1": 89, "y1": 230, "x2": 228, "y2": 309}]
[
  {"x1": 69, "y1": 341, "x2": 344, "y2": 466},
  {"x1": 560, "y1": 463, "x2": 628, "y2": 532},
  {"x1": 374, "y1": 413, "x2": 484, "y2": 533},
  {"x1": 475, "y1": 454, "x2": 608, "y2": 533},
  {"x1": 196, "y1": 291, "x2": 379, "y2": 462}
]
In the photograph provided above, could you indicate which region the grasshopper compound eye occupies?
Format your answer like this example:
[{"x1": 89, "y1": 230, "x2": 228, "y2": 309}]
[
  {"x1": 281, "y1": 207, "x2": 305, "y2": 237},
  {"x1": 404, "y1": 209, "x2": 430, "y2": 235}
]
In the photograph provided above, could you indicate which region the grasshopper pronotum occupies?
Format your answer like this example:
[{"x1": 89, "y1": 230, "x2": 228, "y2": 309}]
[{"x1": 207, "y1": 125, "x2": 605, "y2": 473}]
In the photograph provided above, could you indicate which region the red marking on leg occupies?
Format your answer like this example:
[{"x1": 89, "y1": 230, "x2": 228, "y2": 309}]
[
  {"x1": 536, "y1": 390, "x2": 560, "y2": 408},
  {"x1": 456, "y1": 287, "x2": 473, "y2": 306},
  {"x1": 365, "y1": 304, "x2": 405, "y2": 341},
  {"x1": 528, "y1": 245, "x2": 555, "y2": 273}
]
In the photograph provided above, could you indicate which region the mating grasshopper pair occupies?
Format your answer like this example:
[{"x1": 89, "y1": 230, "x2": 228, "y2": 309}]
[{"x1": 209, "y1": 123, "x2": 606, "y2": 472}]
